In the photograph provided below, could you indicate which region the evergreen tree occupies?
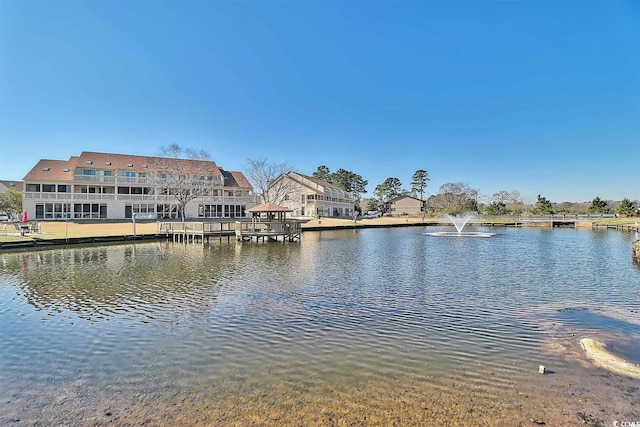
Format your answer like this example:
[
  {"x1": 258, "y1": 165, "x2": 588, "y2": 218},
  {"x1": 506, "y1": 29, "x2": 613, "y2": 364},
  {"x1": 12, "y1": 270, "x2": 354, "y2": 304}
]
[
  {"x1": 411, "y1": 169, "x2": 429, "y2": 219},
  {"x1": 588, "y1": 196, "x2": 610, "y2": 214},
  {"x1": 312, "y1": 165, "x2": 331, "y2": 182},
  {"x1": 533, "y1": 194, "x2": 554, "y2": 214},
  {"x1": 616, "y1": 198, "x2": 637, "y2": 217}
]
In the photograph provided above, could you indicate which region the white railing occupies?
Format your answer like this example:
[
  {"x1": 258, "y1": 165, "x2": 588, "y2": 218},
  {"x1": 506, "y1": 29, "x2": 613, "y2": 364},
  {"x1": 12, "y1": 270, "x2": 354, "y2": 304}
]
[
  {"x1": 193, "y1": 195, "x2": 251, "y2": 203},
  {"x1": 117, "y1": 176, "x2": 150, "y2": 185},
  {"x1": 117, "y1": 195, "x2": 155, "y2": 201},
  {"x1": 25, "y1": 192, "x2": 252, "y2": 204},
  {"x1": 481, "y1": 214, "x2": 618, "y2": 221},
  {"x1": 72, "y1": 175, "x2": 117, "y2": 184},
  {"x1": 24, "y1": 193, "x2": 72, "y2": 200},
  {"x1": 72, "y1": 194, "x2": 116, "y2": 200}
]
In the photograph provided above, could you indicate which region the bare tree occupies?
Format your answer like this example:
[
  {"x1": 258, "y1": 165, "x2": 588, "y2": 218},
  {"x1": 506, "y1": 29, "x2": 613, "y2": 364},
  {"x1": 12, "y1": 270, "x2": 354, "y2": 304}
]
[
  {"x1": 427, "y1": 182, "x2": 478, "y2": 213},
  {"x1": 491, "y1": 190, "x2": 524, "y2": 214},
  {"x1": 150, "y1": 144, "x2": 222, "y2": 221},
  {"x1": 245, "y1": 158, "x2": 294, "y2": 204}
]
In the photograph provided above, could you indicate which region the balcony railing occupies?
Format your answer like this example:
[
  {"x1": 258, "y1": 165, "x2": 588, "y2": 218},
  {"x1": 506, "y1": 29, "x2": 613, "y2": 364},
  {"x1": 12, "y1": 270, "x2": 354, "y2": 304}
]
[
  {"x1": 117, "y1": 195, "x2": 155, "y2": 201},
  {"x1": 25, "y1": 192, "x2": 251, "y2": 203},
  {"x1": 72, "y1": 194, "x2": 117, "y2": 200},
  {"x1": 72, "y1": 175, "x2": 117, "y2": 184},
  {"x1": 24, "y1": 193, "x2": 72, "y2": 200}
]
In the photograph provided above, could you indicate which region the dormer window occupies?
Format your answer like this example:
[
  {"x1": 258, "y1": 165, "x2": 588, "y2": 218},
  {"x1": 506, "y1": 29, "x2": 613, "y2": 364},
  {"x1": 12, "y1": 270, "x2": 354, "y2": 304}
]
[
  {"x1": 42, "y1": 167, "x2": 50, "y2": 171},
  {"x1": 86, "y1": 160, "x2": 92, "y2": 164},
  {"x1": 142, "y1": 164, "x2": 148, "y2": 168},
  {"x1": 63, "y1": 168, "x2": 70, "y2": 172},
  {"x1": 127, "y1": 163, "x2": 133, "y2": 167},
  {"x1": 105, "y1": 162, "x2": 111, "y2": 165}
]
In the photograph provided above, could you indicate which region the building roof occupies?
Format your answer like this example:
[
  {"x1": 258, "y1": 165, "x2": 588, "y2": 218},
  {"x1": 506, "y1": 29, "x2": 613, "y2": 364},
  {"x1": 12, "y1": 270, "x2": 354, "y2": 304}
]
[
  {"x1": 221, "y1": 169, "x2": 253, "y2": 189},
  {"x1": 292, "y1": 171, "x2": 345, "y2": 192},
  {"x1": 247, "y1": 203, "x2": 292, "y2": 213},
  {"x1": 272, "y1": 171, "x2": 351, "y2": 196},
  {"x1": 22, "y1": 152, "x2": 250, "y2": 189},
  {"x1": 0, "y1": 180, "x2": 24, "y2": 192},
  {"x1": 23, "y1": 158, "x2": 78, "y2": 181},
  {"x1": 76, "y1": 151, "x2": 223, "y2": 176}
]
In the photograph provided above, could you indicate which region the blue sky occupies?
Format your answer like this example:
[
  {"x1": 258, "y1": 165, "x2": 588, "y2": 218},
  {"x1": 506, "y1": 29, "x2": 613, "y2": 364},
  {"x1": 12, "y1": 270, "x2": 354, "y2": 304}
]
[{"x1": 1, "y1": 1, "x2": 639, "y2": 203}]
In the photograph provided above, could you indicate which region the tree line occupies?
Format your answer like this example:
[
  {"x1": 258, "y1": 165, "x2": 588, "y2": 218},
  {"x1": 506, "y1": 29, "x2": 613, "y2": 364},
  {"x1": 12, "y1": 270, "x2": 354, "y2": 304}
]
[
  {"x1": 4, "y1": 147, "x2": 637, "y2": 220},
  {"x1": 245, "y1": 157, "x2": 639, "y2": 217}
]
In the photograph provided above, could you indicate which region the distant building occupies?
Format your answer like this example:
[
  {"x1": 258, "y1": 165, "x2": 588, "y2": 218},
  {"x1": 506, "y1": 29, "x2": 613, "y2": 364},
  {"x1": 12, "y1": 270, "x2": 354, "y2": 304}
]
[
  {"x1": 0, "y1": 180, "x2": 24, "y2": 193},
  {"x1": 22, "y1": 151, "x2": 254, "y2": 220},
  {"x1": 268, "y1": 171, "x2": 355, "y2": 217},
  {"x1": 0, "y1": 180, "x2": 24, "y2": 220},
  {"x1": 384, "y1": 195, "x2": 424, "y2": 216}
]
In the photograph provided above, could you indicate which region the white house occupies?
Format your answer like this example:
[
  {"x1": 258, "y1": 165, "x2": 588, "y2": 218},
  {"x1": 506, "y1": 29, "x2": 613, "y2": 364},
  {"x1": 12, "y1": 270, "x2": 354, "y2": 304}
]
[{"x1": 268, "y1": 171, "x2": 355, "y2": 218}]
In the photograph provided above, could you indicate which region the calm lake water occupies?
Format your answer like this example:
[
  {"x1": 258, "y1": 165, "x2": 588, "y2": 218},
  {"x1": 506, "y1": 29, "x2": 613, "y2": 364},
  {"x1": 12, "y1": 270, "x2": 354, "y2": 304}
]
[{"x1": 1, "y1": 226, "x2": 639, "y2": 426}]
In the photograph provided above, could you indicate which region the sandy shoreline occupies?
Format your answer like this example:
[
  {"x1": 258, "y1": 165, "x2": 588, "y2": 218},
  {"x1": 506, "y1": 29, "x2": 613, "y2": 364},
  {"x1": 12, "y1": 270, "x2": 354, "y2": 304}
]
[{"x1": 579, "y1": 338, "x2": 640, "y2": 379}]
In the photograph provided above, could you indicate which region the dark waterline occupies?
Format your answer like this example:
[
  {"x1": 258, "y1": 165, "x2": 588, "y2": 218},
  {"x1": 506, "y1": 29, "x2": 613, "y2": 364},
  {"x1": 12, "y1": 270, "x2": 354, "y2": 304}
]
[{"x1": 1, "y1": 227, "x2": 639, "y2": 425}]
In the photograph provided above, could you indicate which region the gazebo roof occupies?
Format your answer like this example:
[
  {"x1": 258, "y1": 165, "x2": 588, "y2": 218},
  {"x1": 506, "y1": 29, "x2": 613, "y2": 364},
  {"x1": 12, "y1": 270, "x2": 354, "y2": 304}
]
[{"x1": 247, "y1": 203, "x2": 293, "y2": 213}]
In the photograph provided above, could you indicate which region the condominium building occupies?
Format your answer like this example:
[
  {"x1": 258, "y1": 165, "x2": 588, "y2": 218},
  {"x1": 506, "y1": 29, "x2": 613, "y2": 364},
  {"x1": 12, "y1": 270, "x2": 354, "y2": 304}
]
[
  {"x1": 384, "y1": 194, "x2": 424, "y2": 216},
  {"x1": 269, "y1": 171, "x2": 355, "y2": 217},
  {"x1": 22, "y1": 151, "x2": 254, "y2": 220}
]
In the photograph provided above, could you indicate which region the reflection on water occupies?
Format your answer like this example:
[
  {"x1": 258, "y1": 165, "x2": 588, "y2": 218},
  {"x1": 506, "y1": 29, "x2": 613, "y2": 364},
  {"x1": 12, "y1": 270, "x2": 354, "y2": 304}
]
[{"x1": 1, "y1": 228, "x2": 639, "y2": 425}]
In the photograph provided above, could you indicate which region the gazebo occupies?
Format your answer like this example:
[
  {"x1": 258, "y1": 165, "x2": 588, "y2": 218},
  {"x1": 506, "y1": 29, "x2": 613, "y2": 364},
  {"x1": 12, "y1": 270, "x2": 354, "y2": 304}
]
[
  {"x1": 247, "y1": 203, "x2": 292, "y2": 222},
  {"x1": 236, "y1": 203, "x2": 301, "y2": 242}
]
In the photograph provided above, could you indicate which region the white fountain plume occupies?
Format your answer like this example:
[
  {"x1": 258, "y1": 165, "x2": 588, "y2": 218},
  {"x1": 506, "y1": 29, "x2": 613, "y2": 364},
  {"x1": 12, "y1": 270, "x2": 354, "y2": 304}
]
[
  {"x1": 445, "y1": 213, "x2": 476, "y2": 233},
  {"x1": 423, "y1": 212, "x2": 496, "y2": 238}
]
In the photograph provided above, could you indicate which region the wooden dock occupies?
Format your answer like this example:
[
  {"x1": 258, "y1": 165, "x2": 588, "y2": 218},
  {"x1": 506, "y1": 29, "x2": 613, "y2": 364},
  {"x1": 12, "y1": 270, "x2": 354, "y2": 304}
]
[
  {"x1": 157, "y1": 220, "x2": 303, "y2": 243},
  {"x1": 158, "y1": 221, "x2": 236, "y2": 243},
  {"x1": 235, "y1": 221, "x2": 302, "y2": 242}
]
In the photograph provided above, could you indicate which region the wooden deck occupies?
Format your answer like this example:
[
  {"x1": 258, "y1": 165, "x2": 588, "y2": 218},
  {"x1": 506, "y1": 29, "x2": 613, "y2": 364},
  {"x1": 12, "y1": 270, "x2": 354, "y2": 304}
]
[
  {"x1": 235, "y1": 221, "x2": 302, "y2": 242},
  {"x1": 157, "y1": 220, "x2": 303, "y2": 243},
  {"x1": 158, "y1": 221, "x2": 236, "y2": 243}
]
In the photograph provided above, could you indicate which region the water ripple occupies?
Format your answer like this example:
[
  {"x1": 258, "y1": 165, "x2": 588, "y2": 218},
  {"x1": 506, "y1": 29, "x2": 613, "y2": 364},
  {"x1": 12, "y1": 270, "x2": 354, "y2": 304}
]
[{"x1": 0, "y1": 229, "x2": 639, "y2": 424}]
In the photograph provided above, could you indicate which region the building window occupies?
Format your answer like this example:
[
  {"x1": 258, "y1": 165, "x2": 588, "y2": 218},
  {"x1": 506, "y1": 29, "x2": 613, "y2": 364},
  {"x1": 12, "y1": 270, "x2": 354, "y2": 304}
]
[
  {"x1": 156, "y1": 204, "x2": 179, "y2": 219},
  {"x1": 42, "y1": 184, "x2": 55, "y2": 192},
  {"x1": 125, "y1": 204, "x2": 155, "y2": 219},
  {"x1": 26, "y1": 184, "x2": 41, "y2": 192},
  {"x1": 73, "y1": 203, "x2": 106, "y2": 219},
  {"x1": 35, "y1": 203, "x2": 71, "y2": 219},
  {"x1": 198, "y1": 204, "x2": 224, "y2": 218}
]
